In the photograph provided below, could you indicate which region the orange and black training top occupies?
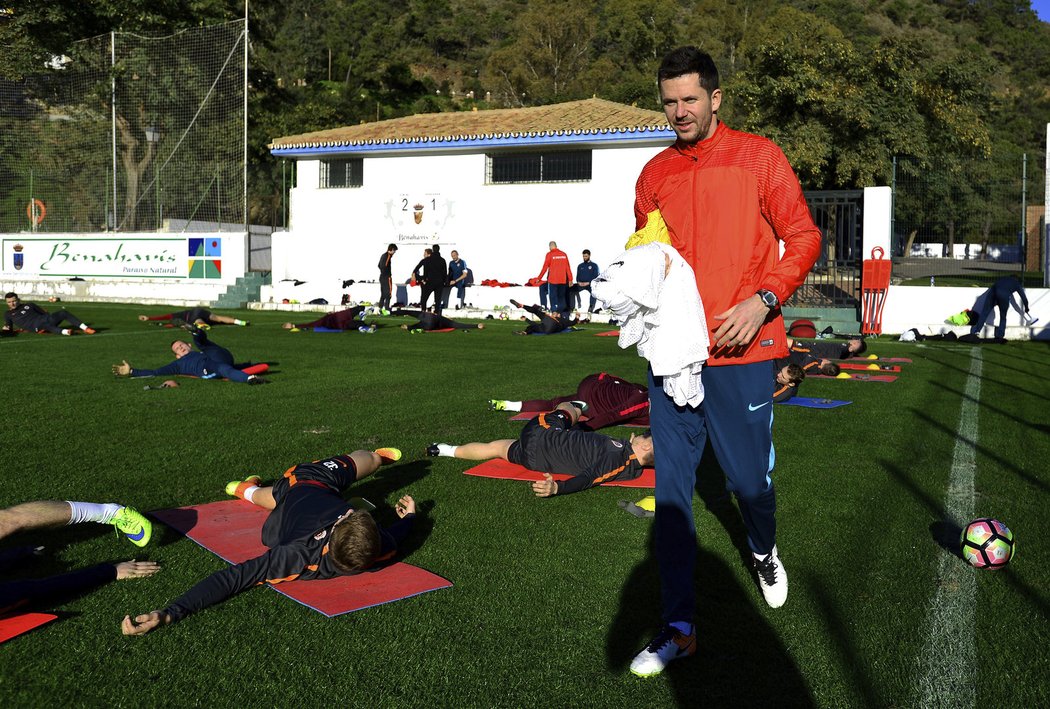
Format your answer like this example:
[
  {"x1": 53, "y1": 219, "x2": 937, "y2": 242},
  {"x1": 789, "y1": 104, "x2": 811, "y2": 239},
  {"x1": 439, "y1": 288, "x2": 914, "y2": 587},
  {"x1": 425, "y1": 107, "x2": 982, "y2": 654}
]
[
  {"x1": 630, "y1": 121, "x2": 822, "y2": 366},
  {"x1": 508, "y1": 409, "x2": 646, "y2": 495},
  {"x1": 164, "y1": 454, "x2": 412, "y2": 623}
]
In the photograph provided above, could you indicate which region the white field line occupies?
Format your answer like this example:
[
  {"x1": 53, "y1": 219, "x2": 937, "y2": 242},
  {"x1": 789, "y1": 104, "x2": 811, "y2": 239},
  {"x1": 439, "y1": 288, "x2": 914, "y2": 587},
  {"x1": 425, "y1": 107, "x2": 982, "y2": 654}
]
[{"x1": 913, "y1": 348, "x2": 982, "y2": 708}]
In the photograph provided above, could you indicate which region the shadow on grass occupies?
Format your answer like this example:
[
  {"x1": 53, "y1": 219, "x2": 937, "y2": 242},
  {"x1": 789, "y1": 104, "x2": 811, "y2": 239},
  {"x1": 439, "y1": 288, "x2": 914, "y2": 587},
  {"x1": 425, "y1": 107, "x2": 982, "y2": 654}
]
[
  {"x1": 804, "y1": 569, "x2": 885, "y2": 706},
  {"x1": 605, "y1": 508, "x2": 812, "y2": 707},
  {"x1": 604, "y1": 443, "x2": 813, "y2": 707},
  {"x1": 352, "y1": 459, "x2": 435, "y2": 557},
  {"x1": 146, "y1": 507, "x2": 198, "y2": 548},
  {"x1": 0, "y1": 546, "x2": 116, "y2": 619},
  {"x1": 908, "y1": 409, "x2": 1049, "y2": 494},
  {"x1": 930, "y1": 520, "x2": 964, "y2": 558},
  {"x1": 927, "y1": 379, "x2": 1049, "y2": 436},
  {"x1": 999, "y1": 565, "x2": 1050, "y2": 619}
]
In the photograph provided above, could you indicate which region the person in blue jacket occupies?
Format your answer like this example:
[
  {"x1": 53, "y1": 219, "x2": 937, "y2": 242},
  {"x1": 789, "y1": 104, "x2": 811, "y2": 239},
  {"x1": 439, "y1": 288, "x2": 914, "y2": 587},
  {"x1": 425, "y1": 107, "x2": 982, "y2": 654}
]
[
  {"x1": 111, "y1": 325, "x2": 266, "y2": 384},
  {"x1": 569, "y1": 250, "x2": 600, "y2": 313}
]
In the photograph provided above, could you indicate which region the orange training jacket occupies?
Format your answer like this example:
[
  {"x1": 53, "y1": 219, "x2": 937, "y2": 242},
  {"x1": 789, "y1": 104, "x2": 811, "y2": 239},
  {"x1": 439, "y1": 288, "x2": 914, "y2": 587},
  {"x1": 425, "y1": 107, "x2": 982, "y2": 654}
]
[{"x1": 631, "y1": 121, "x2": 821, "y2": 366}]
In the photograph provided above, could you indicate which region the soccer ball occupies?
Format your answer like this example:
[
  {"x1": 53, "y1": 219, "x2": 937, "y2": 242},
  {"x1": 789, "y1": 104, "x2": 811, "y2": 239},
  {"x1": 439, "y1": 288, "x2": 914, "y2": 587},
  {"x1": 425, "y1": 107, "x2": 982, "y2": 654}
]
[{"x1": 960, "y1": 518, "x2": 1015, "y2": 569}]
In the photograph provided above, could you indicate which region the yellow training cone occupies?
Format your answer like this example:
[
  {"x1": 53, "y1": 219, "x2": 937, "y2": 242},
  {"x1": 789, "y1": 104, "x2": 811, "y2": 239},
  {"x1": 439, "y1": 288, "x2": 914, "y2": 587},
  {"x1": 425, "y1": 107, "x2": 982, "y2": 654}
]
[
  {"x1": 635, "y1": 495, "x2": 656, "y2": 512},
  {"x1": 836, "y1": 372, "x2": 852, "y2": 379},
  {"x1": 867, "y1": 364, "x2": 880, "y2": 370},
  {"x1": 867, "y1": 354, "x2": 877, "y2": 359}
]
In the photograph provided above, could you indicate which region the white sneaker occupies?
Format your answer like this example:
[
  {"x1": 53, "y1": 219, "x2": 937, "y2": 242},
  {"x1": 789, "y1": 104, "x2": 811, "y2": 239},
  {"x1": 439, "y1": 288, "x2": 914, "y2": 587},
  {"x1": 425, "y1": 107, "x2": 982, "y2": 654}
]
[
  {"x1": 629, "y1": 624, "x2": 696, "y2": 677},
  {"x1": 754, "y1": 546, "x2": 788, "y2": 608}
]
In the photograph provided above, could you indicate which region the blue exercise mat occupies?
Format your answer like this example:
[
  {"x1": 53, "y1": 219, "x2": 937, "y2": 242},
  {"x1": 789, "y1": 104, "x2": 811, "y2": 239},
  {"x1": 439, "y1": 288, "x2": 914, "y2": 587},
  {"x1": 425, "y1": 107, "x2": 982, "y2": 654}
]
[
  {"x1": 527, "y1": 327, "x2": 583, "y2": 336},
  {"x1": 777, "y1": 397, "x2": 851, "y2": 409}
]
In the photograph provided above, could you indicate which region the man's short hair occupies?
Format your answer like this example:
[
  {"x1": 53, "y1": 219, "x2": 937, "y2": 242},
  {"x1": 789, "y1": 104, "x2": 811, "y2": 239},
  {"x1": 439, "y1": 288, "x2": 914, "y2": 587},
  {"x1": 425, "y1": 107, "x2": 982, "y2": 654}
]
[
  {"x1": 329, "y1": 511, "x2": 381, "y2": 573},
  {"x1": 387, "y1": 243, "x2": 397, "y2": 251},
  {"x1": 432, "y1": 244, "x2": 440, "y2": 253},
  {"x1": 853, "y1": 339, "x2": 867, "y2": 355},
  {"x1": 785, "y1": 363, "x2": 805, "y2": 385},
  {"x1": 820, "y1": 361, "x2": 841, "y2": 376},
  {"x1": 658, "y1": 46, "x2": 720, "y2": 92},
  {"x1": 582, "y1": 249, "x2": 590, "y2": 255},
  {"x1": 4, "y1": 292, "x2": 17, "y2": 299}
]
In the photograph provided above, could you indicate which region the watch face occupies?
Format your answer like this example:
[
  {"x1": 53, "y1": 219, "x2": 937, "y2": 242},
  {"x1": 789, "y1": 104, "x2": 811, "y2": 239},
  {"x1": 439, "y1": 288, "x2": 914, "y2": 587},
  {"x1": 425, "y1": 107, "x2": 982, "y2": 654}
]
[{"x1": 760, "y1": 290, "x2": 778, "y2": 307}]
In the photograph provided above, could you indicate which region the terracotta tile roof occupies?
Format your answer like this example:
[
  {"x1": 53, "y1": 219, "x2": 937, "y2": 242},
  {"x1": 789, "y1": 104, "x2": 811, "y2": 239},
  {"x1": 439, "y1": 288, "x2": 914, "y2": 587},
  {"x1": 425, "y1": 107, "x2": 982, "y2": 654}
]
[{"x1": 268, "y1": 98, "x2": 671, "y2": 151}]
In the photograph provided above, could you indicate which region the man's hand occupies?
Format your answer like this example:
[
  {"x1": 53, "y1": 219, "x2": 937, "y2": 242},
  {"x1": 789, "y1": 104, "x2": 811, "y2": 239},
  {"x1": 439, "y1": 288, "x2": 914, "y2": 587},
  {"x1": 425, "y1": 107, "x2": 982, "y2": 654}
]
[
  {"x1": 160, "y1": 380, "x2": 179, "y2": 389},
  {"x1": 112, "y1": 360, "x2": 132, "y2": 377},
  {"x1": 137, "y1": 315, "x2": 148, "y2": 321},
  {"x1": 711, "y1": 295, "x2": 771, "y2": 350},
  {"x1": 531, "y1": 473, "x2": 558, "y2": 497},
  {"x1": 115, "y1": 560, "x2": 161, "y2": 580},
  {"x1": 395, "y1": 495, "x2": 416, "y2": 518},
  {"x1": 121, "y1": 610, "x2": 171, "y2": 636}
]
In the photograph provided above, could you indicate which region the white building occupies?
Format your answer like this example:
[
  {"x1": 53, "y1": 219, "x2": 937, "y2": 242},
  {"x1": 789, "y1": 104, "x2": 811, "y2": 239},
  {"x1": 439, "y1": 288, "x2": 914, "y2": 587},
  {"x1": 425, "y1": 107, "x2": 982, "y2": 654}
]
[{"x1": 264, "y1": 98, "x2": 674, "y2": 308}]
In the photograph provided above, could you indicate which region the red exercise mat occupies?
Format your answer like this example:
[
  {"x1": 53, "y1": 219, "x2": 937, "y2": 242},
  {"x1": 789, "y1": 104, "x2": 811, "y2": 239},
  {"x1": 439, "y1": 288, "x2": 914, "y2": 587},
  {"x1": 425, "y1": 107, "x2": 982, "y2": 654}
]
[
  {"x1": 0, "y1": 612, "x2": 58, "y2": 644},
  {"x1": 810, "y1": 373, "x2": 897, "y2": 383},
  {"x1": 151, "y1": 500, "x2": 451, "y2": 617},
  {"x1": 463, "y1": 458, "x2": 655, "y2": 488},
  {"x1": 838, "y1": 362, "x2": 901, "y2": 373},
  {"x1": 595, "y1": 331, "x2": 619, "y2": 337}
]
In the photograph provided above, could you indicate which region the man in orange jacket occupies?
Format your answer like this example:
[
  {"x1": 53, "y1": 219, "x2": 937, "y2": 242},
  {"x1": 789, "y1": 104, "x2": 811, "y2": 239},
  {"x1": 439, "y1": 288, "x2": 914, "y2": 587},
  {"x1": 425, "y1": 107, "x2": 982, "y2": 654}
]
[
  {"x1": 628, "y1": 46, "x2": 821, "y2": 677},
  {"x1": 536, "y1": 241, "x2": 572, "y2": 316}
]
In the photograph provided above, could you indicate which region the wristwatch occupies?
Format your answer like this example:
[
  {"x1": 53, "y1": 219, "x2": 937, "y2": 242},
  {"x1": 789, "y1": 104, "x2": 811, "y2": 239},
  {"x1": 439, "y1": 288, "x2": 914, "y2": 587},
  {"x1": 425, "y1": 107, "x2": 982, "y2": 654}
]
[{"x1": 757, "y1": 289, "x2": 779, "y2": 309}]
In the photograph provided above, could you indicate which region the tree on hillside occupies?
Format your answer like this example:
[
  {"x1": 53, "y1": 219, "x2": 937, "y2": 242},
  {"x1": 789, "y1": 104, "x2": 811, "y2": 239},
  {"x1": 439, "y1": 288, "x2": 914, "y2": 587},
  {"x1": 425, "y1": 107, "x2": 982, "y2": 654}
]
[{"x1": 486, "y1": 0, "x2": 598, "y2": 105}]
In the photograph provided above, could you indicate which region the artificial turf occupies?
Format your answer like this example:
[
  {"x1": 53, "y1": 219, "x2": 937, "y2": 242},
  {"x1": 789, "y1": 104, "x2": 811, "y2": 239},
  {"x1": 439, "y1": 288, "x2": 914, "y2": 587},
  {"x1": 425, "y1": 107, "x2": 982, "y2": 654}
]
[{"x1": 1, "y1": 302, "x2": 1047, "y2": 707}]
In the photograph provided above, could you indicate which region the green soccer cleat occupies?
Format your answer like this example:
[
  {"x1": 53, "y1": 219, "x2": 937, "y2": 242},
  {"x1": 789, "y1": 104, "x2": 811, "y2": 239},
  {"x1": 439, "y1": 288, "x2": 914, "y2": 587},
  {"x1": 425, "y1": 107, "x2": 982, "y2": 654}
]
[
  {"x1": 489, "y1": 399, "x2": 508, "y2": 411},
  {"x1": 112, "y1": 507, "x2": 152, "y2": 547},
  {"x1": 226, "y1": 475, "x2": 262, "y2": 498}
]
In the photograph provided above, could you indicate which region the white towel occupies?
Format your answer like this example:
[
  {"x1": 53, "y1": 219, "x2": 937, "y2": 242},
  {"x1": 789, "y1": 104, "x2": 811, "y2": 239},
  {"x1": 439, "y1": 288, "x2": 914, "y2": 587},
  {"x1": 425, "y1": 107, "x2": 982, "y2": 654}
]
[{"x1": 592, "y1": 243, "x2": 709, "y2": 407}]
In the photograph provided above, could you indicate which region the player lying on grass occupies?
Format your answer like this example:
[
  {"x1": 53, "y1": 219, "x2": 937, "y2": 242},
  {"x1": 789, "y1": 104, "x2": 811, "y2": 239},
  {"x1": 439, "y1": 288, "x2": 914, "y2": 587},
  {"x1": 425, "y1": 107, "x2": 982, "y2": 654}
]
[
  {"x1": 138, "y1": 307, "x2": 248, "y2": 328},
  {"x1": 783, "y1": 342, "x2": 840, "y2": 377},
  {"x1": 111, "y1": 324, "x2": 267, "y2": 384},
  {"x1": 509, "y1": 299, "x2": 577, "y2": 335},
  {"x1": 122, "y1": 447, "x2": 413, "y2": 636},
  {"x1": 788, "y1": 335, "x2": 865, "y2": 361},
  {"x1": 0, "y1": 501, "x2": 158, "y2": 615},
  {"x1": 282, "y1": 305, "x2": 374, "y2": 332},
  {"x1": 3, "y1": 292, "x2": 97, "y2": 336},
  {"x1": 489, "y1": 372, "x2": 649, "y2": 430},
  {"x1": 428, "y1": 402, "x2": 653, "y2": 497},
  {"x1": 771, "y1": 362, "x2": 805, "y2": 403},
  {"x1": 390, "y1": 308, "x2": 484, "y2": 332}
]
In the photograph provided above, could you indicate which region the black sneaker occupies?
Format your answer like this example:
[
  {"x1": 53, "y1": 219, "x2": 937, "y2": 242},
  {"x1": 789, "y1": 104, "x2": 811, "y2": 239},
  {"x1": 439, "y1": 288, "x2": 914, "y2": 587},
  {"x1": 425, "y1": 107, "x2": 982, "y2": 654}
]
[
  {"x1": 247, "y1": 375, "x2": 269, "y2": 385},
  {"x1": 426, "y1": 443, "x2": 441, "y2": 457}
]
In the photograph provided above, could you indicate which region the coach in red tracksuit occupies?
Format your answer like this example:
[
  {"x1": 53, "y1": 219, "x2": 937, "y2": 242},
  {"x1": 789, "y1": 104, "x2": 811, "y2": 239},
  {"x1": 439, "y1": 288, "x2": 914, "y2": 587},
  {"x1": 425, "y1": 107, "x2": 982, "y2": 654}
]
[
  {"x1": 536, "y1": 241, "x2": 572, "y2": 316},
  {"x1": 627, "y1": 47, "x2": 821, "y2": 677}
]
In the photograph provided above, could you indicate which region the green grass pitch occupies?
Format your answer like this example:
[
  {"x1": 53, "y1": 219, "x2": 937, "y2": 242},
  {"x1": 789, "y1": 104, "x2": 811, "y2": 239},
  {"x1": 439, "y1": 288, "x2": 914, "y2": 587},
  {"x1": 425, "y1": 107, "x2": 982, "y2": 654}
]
[{"x1": 1, "y1": 302, "x2": 1047, "y2": 707}]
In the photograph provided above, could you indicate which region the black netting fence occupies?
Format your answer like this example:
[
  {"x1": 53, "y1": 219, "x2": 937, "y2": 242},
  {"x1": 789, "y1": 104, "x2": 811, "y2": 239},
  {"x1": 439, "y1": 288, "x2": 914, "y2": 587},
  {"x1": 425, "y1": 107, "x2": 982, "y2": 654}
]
[
  {"x1": 0, "y1": 20, "x2": 245, "y2": 234},
  {"x1": 892, "y1": 153, "x2": 1035, "y2": 286}
]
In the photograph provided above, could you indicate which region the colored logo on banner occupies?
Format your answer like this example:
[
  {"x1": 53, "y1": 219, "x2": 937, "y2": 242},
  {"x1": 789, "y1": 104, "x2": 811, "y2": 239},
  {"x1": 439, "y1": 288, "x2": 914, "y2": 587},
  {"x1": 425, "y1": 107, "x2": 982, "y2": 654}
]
[
  {"x1": 12, "y1": 243, "x2": 23, "y2": 270},
  {"x1": 188, "y1": 238, "x2": 221, "y2": 279}
]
